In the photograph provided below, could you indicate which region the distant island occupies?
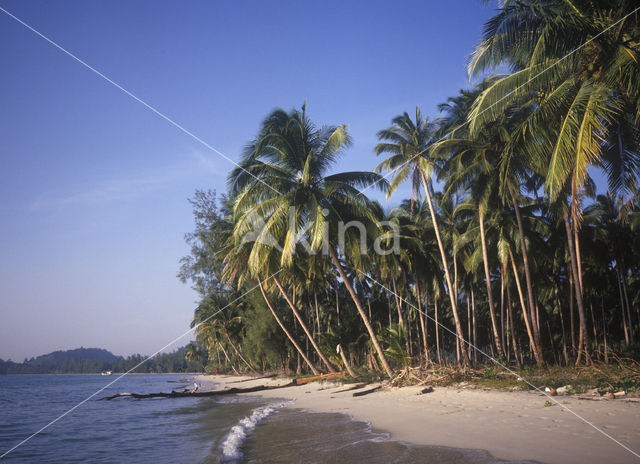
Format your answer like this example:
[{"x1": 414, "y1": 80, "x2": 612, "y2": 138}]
[{"x1": 0, "y1": 346, "x2": 204, "y2": 374}]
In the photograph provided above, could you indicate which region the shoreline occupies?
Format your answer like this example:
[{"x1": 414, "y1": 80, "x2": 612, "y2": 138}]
[{"x1": 197, "y1": 374, "x2": 640, "y2": 464}]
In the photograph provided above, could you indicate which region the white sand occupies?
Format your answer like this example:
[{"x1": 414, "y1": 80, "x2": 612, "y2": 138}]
[{"x1": 197, "y1": 374, "x2": 640, "y2": 464}]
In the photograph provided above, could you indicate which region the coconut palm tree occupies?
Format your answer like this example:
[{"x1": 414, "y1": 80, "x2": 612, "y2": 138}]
[
  {"x1": 228, "y1": 105, "x2": 394, "y2": 377},
  {"x1": 375, "y1": 109, "x2": 471, "y2": 366},
  {"x1": 468, "y1": 0, "x2": 640, "y2": 362}
]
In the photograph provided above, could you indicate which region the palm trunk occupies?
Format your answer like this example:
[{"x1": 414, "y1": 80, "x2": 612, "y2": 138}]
[
  {"x1": 617, "y1": 269, "x2": 630, "y2": 347},
  {"x1": 435, "y1": 295, "x2": 441, "y2": 364},
  {"x1": 467, "y1": 295, "x2": 471, "y2": 356},
  {"x1": 327, "y1": 243, "x2": 394, "y2": 378},
  {"x1": 505, "y1": 279, "x2": 521, "y2": 368},
  {"x1": 472, "y1": 289, "x2": 477, "y2": 366},
  {"x1": 224, "y1": 331, "x2": 260, "y2": 375},
  {"x1": 509, "y1": 248, "x2": 543, "y2": 362},
  {"x1": 509, "y1": 185, "x2": 541, "y2": 351},
  {"x1": 314, "y1": 290, "x2": 321, "y2": 335},
  {"x1": 569, "y1": 271, "x2": 576, "y2": 355},
  {"x1": 564, "y1": 212, "x2": 589, "y2": 365},
  {"x1": 391, "y1": 276, "x2": 404, "y2": 325},
  {"x1": 601, "y1": 297, "x2": 609, "y2": 364},
  {"x1": 574, "y1": 221, "x2": 584, "y2": 293},
  {"x1": 335, "y1": 284, "x2": 341, "y2": 328},
  {"x1": 558, "y1": 296, "x2": 570, "y2": 365},
  {"x1": 259, "y1": 283, "x2": 319, "y2": 375},
  {"x1": 479, "y1": 208, "x2": 505, "y2": 358},
  {"x1": 274, "y1": 278, "x2": 336, "y2": 373},
  {"x1": 416, "y1": 280, "x2": 429, "y2": 363},
  {"x1": 218, "y1": 342, "x2": 239, "y2": 375},
  {"x1": 501, "y1": 270, "x2": 505, "y2": 355},
  {"x1": 420, "y1": 172, "x2": 470, "y2": 366},
  {"x1": 621, "y1": 269, "x2": 635, "y2": 344}
]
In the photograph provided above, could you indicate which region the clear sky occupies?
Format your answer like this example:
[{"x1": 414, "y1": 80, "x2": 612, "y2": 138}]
[{"x1": 0, "y1": 0, "x2": 500, "y2": 361}]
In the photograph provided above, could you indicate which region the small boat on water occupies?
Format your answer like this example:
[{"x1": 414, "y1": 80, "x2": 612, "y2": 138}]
[{"x1": 101, "y1": 371, "x2": 112, "y2": 376}]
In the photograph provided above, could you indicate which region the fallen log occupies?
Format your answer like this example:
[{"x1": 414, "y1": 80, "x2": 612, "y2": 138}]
[{"x1": 100, "y1": 381, "x2": 296, "y2": 401}]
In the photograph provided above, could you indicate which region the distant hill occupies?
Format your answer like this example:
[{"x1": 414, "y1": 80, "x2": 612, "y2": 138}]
[
  {"x1": 27, "y1": 347, "x2": 118, "y2": 367},
  {"x1": 0, "y1": 346, "x2": 204, "y2": 374}
]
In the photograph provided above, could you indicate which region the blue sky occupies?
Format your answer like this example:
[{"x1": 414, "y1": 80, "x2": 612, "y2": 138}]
[{"x1": 0, "y1": 0, "x2": 500, "y2": 360}]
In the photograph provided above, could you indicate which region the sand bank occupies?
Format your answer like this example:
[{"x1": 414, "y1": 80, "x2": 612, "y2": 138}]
[{"x1": 197, "y1": 374, "x2": 640, "y2": 464}]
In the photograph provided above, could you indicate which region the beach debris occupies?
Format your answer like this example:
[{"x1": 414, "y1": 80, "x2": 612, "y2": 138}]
[
  {"x1": 100, "y1": 381, "x2": 297, "y2": 400},
  {"x1": 419, "y1": 387, "x2": 434, "y2": 394},
  {"x1": 544, "y1": 387, "x2": 557, "y2": 396},
  {"x1": 605, "y1": 392, "x2": 616, "y2": 399},
  {"x1": 555, "y1": 385, "x2": 571, "y2": 395},
  {"x1": 614, "y1": 391, "x2": 626, "y2": 398},
  {"x1": 543, "y1": 400, "x2": 553, "y2": 407}
]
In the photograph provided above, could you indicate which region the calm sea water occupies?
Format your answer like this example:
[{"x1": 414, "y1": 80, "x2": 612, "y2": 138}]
[{"x1": 0, "y1": 375, "x2": 537, "y2": 463}]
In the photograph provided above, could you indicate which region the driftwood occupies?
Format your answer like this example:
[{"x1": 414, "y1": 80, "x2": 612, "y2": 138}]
[
  {"x1": 100, "y1": 381, "x2": 296, "y2": 401},
  {"x1": 353, "y1": 385, "x2": 382, "y2": 397},
  {"x1": 101, "y1": 372, "x2": 347, "y2": 401}
]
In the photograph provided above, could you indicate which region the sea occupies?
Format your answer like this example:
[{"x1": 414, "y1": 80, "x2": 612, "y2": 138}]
[{"x1": 0, "y1": 374, "x2": 537, "y2": 463}]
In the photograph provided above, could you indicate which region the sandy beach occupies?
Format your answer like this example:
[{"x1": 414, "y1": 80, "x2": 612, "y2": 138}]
[{"x1": 197, "y1": 374, "x2": 640, "y2": 464}]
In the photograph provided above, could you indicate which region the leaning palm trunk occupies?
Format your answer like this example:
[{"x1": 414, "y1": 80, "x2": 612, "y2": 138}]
[
  {"x1": 617, "y1": 269, "x2": 630, "y2": 347},
  {"x1": 224, "y1": 331, "x2": 260, "y2": 375},
  {"x1": 218, "y1": 342, "x2": 240, "y2": 375},
  {"x1": 563, "y1": 213, "x2": 589, "y2": 365},
  {"x1": 273, "y1": 278, "x2": 337, "y2": 373},
  {"x1": 327, "y1": 243, "x2": 394, "y2": 378},
  {"x1": 420, "y1": 172, "x2": 470, "y2": 366},
  {"x1": 479, "y1": 208, "x2": 505, "y2": 358},
  {"x1": 259, "y1": 283, "x2": 320, "y2": 375}
]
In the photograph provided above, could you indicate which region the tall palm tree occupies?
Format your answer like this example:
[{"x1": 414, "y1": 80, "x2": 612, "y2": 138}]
[
  {"x1": 375, "y1": 109, "x2": 471, "y2": 366},
  {"x1": 468, "y1": 0, "x2": 640, "y2": 362},
  {"x1": 229, "y1": 105, "x2": 394, "y2": 377}
]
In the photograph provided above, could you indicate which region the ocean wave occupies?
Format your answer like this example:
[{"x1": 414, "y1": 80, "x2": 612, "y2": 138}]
[{"x1": 219, "y1": 400, "x2": 292, "y2": 462}]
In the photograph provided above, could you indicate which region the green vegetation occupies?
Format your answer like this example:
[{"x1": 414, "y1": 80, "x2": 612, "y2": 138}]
[
  {"x1": 179, "y1": 0, "x2": 640, "y2": 389},
  {"x1": 0, "y1": 347, "x2": 203, "y2": 374}
]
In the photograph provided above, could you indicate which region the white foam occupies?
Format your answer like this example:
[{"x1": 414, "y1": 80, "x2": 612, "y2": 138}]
[{"x1": 220, "y1": 401, "x2": 292, "y2": 462}]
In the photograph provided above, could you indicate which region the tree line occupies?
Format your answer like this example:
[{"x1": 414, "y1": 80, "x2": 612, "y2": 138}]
[
  {"x1": 0, "y1": 347, "x2": 203, "y2": 374},
  {"x1": 180, "y1": 0, "x2": 640, "y2": 378}
]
